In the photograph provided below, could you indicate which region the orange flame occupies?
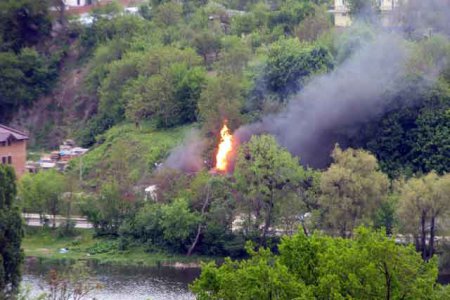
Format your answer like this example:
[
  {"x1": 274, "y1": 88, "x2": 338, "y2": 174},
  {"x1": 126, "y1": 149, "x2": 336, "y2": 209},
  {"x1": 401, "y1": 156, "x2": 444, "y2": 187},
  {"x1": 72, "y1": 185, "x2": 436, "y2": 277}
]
[{"x1": 215, "y1": 124, "x2": 233, "y2": 172}]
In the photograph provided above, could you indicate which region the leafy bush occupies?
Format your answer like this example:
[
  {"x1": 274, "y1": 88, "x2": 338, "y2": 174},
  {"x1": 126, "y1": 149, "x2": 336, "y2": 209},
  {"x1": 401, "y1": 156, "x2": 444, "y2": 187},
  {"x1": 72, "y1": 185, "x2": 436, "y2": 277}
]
[
  {"x1": 119, "y1": 199, "x2": 199, "y2": 253},
  {"x1": 86, "y1": 240, "x2": 119, "y2": 255}
]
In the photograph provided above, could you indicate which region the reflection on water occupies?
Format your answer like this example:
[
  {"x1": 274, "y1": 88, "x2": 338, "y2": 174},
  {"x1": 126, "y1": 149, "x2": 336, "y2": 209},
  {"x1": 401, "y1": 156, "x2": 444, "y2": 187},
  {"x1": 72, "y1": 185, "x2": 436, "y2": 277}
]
[{"x1": 23, "y1": 258, "x2": 201, "y2": 300}]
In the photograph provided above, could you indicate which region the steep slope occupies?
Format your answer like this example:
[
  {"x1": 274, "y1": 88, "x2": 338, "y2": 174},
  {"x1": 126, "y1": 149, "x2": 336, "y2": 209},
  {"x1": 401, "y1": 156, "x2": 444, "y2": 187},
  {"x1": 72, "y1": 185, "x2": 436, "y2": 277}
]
[{"x1": 9, "y1": 41, "x2": 97, "y2": 149}]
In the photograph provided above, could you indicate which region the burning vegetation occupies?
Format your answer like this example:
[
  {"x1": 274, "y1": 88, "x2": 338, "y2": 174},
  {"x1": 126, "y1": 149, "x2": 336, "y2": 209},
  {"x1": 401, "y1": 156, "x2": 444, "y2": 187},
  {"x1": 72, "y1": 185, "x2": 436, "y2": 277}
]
[{"x1": 215, "y1": 124, "x2": 233, "y2": 172}]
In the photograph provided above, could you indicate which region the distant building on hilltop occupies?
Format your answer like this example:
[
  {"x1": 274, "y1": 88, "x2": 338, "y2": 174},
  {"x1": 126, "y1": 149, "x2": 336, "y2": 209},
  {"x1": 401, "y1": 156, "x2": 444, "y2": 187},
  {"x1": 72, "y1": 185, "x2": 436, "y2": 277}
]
[
  {"x1": 0, "y1": 125, "x2": 28, "y2": 178},
  {"x1": 64, "y1": 0, "x2": 93, "y2": 7},
  {"x1": 333, "y1": 0, "x2": 402, "y2": 27}
]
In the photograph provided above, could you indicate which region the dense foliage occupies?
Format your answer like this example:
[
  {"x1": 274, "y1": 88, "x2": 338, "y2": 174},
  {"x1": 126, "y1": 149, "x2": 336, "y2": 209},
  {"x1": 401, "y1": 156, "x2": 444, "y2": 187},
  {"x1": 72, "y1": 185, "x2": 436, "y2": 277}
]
[
  {"x1": 0, "y1": 0, "x2": 51, "y2": 52},
  {"x1": 0, "y1": 0, "x2": 60, "y2": 122},
  {"x1": 0, "y1": 166, "x2": 23, "y2": 298},
  {"x1": 192, "y1": 227, "x2": 450, "y2": 299}
]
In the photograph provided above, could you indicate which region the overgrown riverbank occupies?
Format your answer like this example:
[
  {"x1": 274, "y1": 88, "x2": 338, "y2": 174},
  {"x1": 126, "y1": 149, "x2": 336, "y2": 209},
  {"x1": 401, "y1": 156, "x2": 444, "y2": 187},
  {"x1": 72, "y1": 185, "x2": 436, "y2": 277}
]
[{"x1": 23, "y1": 227, "x2": 211, "y2": 268}]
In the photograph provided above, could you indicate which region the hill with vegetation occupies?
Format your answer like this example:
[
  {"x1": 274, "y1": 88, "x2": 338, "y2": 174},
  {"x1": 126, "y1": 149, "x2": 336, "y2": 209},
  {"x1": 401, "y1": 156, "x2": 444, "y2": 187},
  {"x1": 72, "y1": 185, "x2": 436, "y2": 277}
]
[{"x1": 2, "y1": 0, "x2": 450, "y2": 298}]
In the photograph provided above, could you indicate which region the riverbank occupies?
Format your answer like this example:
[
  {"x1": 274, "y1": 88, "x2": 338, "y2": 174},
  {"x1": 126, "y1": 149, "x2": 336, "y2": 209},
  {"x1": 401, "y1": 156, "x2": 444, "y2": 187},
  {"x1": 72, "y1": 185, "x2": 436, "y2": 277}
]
[{"x1": 23, "y1": 227, "x2": 211, "y2": 268}]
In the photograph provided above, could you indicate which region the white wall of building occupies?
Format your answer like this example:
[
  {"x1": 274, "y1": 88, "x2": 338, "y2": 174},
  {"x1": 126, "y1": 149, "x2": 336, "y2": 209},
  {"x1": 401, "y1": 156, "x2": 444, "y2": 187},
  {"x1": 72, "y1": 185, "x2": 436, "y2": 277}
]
[{"x1": 64, "y1": 0, "x2": 90, "y2": 7}]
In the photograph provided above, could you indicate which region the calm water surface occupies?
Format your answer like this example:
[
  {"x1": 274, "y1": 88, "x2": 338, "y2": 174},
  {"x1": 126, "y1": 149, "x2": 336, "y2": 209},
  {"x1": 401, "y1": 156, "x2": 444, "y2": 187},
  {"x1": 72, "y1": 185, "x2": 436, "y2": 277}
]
[{"x1": 23, "y1": 258, "x2": 201, "y2": 300}]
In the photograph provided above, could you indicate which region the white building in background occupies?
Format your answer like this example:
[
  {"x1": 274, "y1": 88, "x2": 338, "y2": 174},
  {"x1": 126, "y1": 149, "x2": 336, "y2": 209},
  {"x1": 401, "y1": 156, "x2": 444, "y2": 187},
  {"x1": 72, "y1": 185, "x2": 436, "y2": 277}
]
[
  {"x1": 333, "y1": 0, "x2": 403, "y2": 27},
  {"x1": 63, "y1": 0, "x2": 93, "y2": 7}
]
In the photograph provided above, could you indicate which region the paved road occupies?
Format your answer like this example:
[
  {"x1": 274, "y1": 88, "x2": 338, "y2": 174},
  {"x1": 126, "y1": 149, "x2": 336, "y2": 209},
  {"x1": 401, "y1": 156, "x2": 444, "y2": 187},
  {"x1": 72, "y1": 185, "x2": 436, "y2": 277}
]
[{"x1": 22, "y1": 213, "x2": 93, "y2": 229}]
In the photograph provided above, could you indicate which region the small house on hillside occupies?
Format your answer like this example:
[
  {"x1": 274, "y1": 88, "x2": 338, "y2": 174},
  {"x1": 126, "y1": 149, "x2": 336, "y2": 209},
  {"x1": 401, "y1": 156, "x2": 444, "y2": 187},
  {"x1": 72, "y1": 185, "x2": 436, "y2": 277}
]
[{"x1": 0, "y1": 124, "x2": 28, "y2": 177}]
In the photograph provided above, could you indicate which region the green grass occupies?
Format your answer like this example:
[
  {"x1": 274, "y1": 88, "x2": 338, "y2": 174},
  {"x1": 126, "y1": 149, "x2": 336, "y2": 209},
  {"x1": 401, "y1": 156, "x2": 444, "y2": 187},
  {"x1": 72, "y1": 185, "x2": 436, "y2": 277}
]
[
  {"x1": 68, "y1": 122, "x2": 195, "y2": 186},
  {"x1": 23, "y1": 227, "x2": 210, "y2": 267}
]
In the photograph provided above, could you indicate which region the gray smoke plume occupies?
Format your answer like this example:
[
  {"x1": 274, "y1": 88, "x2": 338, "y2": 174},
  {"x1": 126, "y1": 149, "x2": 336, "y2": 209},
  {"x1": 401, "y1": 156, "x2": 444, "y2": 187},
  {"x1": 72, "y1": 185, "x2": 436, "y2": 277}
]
[
  {"x1": 236, "y1": 32, "x2": 413, "y2": 167},
  {"x1": 396, "y1": 0, "x2": 450, "y2": 37},
  {"x1": 236, "y1": 3, "x2": 450, "y2": 169},
  {"x1": 164, "y1": 129, "x2": 206, "y2": 172}
]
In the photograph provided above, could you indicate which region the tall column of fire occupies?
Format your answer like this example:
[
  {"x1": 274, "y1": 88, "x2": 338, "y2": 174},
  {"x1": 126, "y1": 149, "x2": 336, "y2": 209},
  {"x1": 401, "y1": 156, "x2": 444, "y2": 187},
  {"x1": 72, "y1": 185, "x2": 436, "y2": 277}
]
[{"x1": 215, "y1": 124, "x2": 233, "y2": 172}]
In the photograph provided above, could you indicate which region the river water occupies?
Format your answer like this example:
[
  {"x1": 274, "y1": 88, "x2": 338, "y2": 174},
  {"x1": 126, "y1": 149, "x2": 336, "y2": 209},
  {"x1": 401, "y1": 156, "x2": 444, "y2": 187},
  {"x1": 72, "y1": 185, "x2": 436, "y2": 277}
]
[
  {"x1": 23, "y1": 258, "x2": 201, "y2": 300},
  {"x1": 22, "y1": 257, "x2": 450, "y2": 299}
]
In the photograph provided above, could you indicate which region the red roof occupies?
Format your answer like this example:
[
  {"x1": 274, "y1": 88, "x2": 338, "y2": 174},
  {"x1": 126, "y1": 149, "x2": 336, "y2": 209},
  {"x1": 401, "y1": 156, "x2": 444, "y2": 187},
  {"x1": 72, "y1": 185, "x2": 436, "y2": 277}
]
[{"x1": 0, "y1": 124, "x2": 29, "y2": 142}]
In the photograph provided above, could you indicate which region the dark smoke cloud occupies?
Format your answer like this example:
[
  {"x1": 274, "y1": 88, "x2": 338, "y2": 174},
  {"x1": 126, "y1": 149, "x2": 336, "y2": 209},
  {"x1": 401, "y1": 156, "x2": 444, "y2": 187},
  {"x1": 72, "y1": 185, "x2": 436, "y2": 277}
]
[
  {"x1": 236, "y1": 32, "x2": 413, "y2": 167},
  {"x1": 236, "y1": 0, "x2": 450, "y2": 168},
  {"x1": 164, "y1": 129, "x2": 206, "y2": 172}
]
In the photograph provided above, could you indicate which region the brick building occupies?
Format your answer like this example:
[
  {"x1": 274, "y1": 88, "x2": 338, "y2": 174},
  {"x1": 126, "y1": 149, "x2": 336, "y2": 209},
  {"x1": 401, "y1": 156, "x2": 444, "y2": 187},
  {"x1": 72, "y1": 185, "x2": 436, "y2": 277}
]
[{"x1": 0, "y1": 125, "x2": 29, "y2": 178}]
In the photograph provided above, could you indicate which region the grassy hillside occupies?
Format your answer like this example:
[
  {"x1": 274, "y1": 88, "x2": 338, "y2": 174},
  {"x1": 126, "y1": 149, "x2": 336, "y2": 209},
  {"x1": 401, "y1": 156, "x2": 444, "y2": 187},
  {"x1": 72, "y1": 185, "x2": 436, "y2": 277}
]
[{"x1": 69, "y1": 122, "x2": 194, "y2": 187}]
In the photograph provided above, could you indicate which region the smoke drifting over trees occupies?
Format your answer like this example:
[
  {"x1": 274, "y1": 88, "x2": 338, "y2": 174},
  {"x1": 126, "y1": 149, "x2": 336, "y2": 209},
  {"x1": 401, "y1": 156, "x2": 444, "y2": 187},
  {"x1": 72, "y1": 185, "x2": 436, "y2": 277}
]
[
  {"x1": 398, "y1": 0, "x2": 450, "y2": 37},
  {"x1": 163, "y1": 0, "x2": 450, "y2": 172},
  {"x1": 236, "y1": 3, "x2": 450, "y2": 168}
]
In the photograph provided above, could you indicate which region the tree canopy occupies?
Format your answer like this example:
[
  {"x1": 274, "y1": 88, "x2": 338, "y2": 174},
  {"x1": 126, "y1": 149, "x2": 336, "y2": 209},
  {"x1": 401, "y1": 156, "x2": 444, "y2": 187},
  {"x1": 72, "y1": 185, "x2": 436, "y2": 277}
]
[
  {"x1": 0, "y1": 166, "x2": 23, "y2": 298},
  {"x1": 192, "y1": 227, "x2": 450, "y2": 300}
]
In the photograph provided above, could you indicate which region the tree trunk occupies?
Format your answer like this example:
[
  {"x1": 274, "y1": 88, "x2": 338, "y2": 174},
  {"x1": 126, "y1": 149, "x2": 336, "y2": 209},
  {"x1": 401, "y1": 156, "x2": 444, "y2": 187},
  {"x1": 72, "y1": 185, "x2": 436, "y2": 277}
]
[
  {"x1": 261, "y1": 189, "x2": 275, "y2": 246},
  {"x1": 187, "y1": 224, "x2": 203, "y2": 257},
  {"x1": 52, "y1": 213, "x2": 56, "y2": 229},
  {"x1": 340, "y1": 221, "x2": 347, "y2": 238},
  {"x1": 253, "y1": 201, "x2": 261, "y2": 233},
  {"x1": 261, "y1": 203, "x2": 272, "y2": 247},
  {"x1": 414, "y1": 234, "x2": 420, "y2": 252},
  {"x1": 187, "y1": 185, "x2": 211, "y2": 256},
  {"x1": 383, "y1": 262, "x2": 391, "y2": 300},
  {"x1": 421, "y1": 211, "x2": 427, "y2": 260},
  {"x1": 428, "y1": 215, "x2": 436, "y2": 261},
  {"x1": 301, "y1": 219, "x2": 309, "y2": 237}
]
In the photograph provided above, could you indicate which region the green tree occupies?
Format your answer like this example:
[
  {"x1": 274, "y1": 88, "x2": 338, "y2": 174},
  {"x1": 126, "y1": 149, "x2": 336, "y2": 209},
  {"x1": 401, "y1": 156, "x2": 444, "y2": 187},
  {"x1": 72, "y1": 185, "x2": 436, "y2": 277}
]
[
  {"x1": 373, "y1": 194, "x2": 398, "y2": 236},
  {"x1": 230, "y1": 13, "x2": 258, "y2": 36},
  {"x1": 81, "y1": 15, "x2": 148, "y2": 50},
  {"x1": 198, "y1": 75, "x2": 245, "y2": 136},
  {"x1": 398, "y1": 172, "x2": 450, "y2": 261},
  {"x1": 318, "y1": 146, "x2": 389, "y2": 237},
  {"x1": 264, "y1": 38, "x2": 333, "y2": 99},
  {"x1": 185, "y1": 172, "x2": 236, "y2": 256},
  {"x1": 119, "y1": 198, "x2": 199, "y2": 253},
  {"x1": 363, "y1": 80, "x2": 450, "y2": 177},
  {"x1": 192, "y1": 30, "x2": 222, "y2": 66},
  {"x1": 123, "y1": 47, "x2": 204, "y2": 127},
  {"x1": 160, "y1": 198, "x2": 200, "y2": 253},
  {"x1": 215, "y1": 36, "x2": 251, "y2": 75},
  {"x1": 234, "y1": 135, "x2": 307, "y2": 245},
  {"x1": 97, "y1": 53, "x2": 141, "y2": 124},
  {"x1": 0, "y1": 165, "x2": 24, "y2": 298},
  {"x1": 267, "y1": 0, "x2": 316, "y2": 35},
  {"x1": 346, "y1": 0, "x2": 380, "y2": 18},
  {"x1": 81, "y1": 180, "x2": 133, "y2": 236},
  {"x1": 18, "y1": 170, "x2": 66, "y2": 228},
  {"x1": 191, "y1": 245, "x2": 312, "y2": 300},
  {"x1": 125, "y1": 63, "x2": 205, "y2": 128},
  {"x1": 0, "y1": 0, "x2": 51, "y2": 52},
  {"x1": 0, "y1": 48, "x2": 57, "y2": 121},
  {"x1": 192, "y1": 227, "x2": 449, "y2": 299},
  {"x1": 154, "y1": 1, "x2": 182, "y2": 27}
]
